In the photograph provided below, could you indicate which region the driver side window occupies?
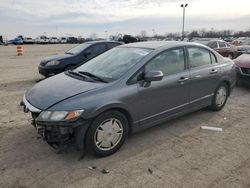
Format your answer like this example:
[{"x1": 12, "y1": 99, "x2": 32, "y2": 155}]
[{"x1": 145, "y1": 48, "x2": 185, "y2": 76}]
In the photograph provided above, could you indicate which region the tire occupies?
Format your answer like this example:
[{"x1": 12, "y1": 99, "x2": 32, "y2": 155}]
[
  {"x1": 209, "y1": 83, "x2": 229, "y2": 111},
  {"x1": 86, "y1": 110, "x2": 128, "y2": 157}
]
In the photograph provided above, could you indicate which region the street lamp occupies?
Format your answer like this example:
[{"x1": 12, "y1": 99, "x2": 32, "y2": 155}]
[{"x1": 180, "y1": 3, "x2": 188, "y2": 41}]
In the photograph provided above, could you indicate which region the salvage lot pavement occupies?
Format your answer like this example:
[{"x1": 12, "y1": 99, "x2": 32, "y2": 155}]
[{"x1": 0, "y1": 44, "x2": 250, "y2": 188}]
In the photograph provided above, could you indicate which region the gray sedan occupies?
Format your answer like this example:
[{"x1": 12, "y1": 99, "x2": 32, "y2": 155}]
[{"x1": 21, "y1": 41, "x2": 236, "y2": 157}]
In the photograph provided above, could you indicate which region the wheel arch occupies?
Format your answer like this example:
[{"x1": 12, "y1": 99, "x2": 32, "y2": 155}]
[
  {"x1": 88, "y1": 105, "x2": 134, "y2": 134},
  {"x1": 221, "y1": 80, "x2": 231, "y2": 96}
]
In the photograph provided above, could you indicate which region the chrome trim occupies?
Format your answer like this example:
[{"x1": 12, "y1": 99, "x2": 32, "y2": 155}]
[
  {"x1": 189, "y1": 94, "x2": 214, "y2": 104},
  {"x1": 22, "y1": 95, "x2": 41, "y2": 113},
  {"x1": 135, "y1": 102, "x2": 189, "y2": 123}
]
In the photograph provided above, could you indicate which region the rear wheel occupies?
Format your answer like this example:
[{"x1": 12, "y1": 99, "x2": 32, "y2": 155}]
[
  {"x1": 209, "y1": 83, "x2": 229, "y2": 111},
  {"x1": 86, "y1": 110, "x2": 128, "y2": 157}
]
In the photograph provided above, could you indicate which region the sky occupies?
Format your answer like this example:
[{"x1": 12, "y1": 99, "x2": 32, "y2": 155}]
[{"x1": 0, "y1": 0, "x2": 250, "y2": 39}]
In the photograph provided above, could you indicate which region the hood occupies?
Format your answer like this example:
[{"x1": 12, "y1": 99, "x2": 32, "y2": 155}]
[
  {"x1": 234, "y1": 54, "x2": 250, "y2": 68},
  {"x1": 25, "y1": 73, "x2": 105, "y2": 110},
  {"x1": 41, "y1": 53, "x2": 73, "y2": 63}
]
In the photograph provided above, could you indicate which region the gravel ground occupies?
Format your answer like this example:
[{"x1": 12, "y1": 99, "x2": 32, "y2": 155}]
[{"x1": 0, "y1": 44, "x2": 250, "y2": 188}]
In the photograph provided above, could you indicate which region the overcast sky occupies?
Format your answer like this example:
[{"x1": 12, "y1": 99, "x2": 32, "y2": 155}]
[{"x1": 0, "y1": 0, "x2": 250, "y2": 39}]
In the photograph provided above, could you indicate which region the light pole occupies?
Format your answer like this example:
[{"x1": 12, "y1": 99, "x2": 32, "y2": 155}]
[{"x1": 180, "y1": 3, "x2": 188, "y2": 41}]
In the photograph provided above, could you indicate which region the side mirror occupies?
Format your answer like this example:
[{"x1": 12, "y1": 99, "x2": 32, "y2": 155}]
[{"x1": 144, "y1": 71, "x2": 163, "y2": 82}]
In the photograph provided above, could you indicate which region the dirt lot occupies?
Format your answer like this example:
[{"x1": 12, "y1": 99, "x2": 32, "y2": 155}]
[{"x1": 0, "y1": 44, "x2": 250, "y2": 188}]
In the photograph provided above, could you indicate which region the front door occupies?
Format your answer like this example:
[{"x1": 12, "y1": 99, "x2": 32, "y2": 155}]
[{"x1": 137, "y1": 47, "x2": 190, "y2": 127}]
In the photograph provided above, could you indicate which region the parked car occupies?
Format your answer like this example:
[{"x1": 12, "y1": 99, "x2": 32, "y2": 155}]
[
  {"x1": 59, "y1": 37, "x2": 67, "y2": 43},
  {"x1": 234, "y1": 52, "x2": 250, "y2": 85},
  {"x1": 36, "y1": 36, "x2": 49, "y2": 44},
  {"x1": 236, "y1": 39, "x2": 250, "y2": 56},
  {"x1": 203, "y1": 40, "x2": 237, "y2": 59},
  {"x1": 0, "y1": 35, "x2": 3, "y2": 44},
  {"x1": 38, "y1": 41, "x2": 123, "y2": 77},
  {"x1": 49, "y1": 37, "x2": 59, "y2": 44},
  {"x1": 122, "y1": 35, "x2": 138, "y2": 44},
  {"x1": 67, "y1": 37, "x2": 78, "y2": 44},
  {"x1": 23, "y1": 37, "x2": 34, "y2": 44},
  {"x1": 12, "y1": 37, "x2": 23, "y2": 45},
  {"x1": 21, "y1": 41, "x2": 236, "y2": 157}
]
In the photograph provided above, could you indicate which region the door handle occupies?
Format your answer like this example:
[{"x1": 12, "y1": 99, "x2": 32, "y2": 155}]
[
  {"x1": 210, "y1": 69, "x2": 218, "y2": 74},
  {"x1": 178, "y1": 77, "x2": 189, "y2": 83}
]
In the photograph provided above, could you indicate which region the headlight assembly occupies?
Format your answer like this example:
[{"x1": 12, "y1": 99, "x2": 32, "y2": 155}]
[
  {"x1": 46, "y1": 60, "x2": 60, "y2": 66},
  {"x1": 37, "y1": 110, "x2": 84, "y2": 121}
]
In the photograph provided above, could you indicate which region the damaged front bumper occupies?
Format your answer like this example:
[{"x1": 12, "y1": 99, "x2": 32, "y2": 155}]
[{"x1": 20, "y1": 95, "x2": 88, "y2": 151}]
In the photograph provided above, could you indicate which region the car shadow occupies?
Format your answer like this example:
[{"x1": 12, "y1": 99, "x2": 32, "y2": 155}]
[{"x1": 62, "y1": 108, "x2": 218, "y2": 161}]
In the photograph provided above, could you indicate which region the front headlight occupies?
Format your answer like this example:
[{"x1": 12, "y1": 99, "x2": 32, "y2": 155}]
[
  {"x1": 37, "y1": 110, "x2": 84, "y2": 121},
  {"x1": 46, "y1": 60, "x2": 60, "y2": 66}
]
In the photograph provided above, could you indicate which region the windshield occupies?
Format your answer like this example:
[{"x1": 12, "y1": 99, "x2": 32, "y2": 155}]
[
  {"x1": 242, "y1": 40, "x2": 250, "y2": 45},
  {"x1": 74, "y1": 47, "x2": 152, "y2": 81},
  {"x1": 66, "y1": 43, "x2": 91, "y2": 55}
]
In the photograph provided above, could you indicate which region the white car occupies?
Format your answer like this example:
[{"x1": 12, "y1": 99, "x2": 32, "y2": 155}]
[
  {"x1": 59, "y1": 37, "x2": 67, "y2": 43},
  {"x1": 49, "y1": 37, "x2": 59, "y2": 44},
  {"x1": 23, "y1": 37, "x2": 34, "y2": 44},
  {"x1": 36, "y1": 36, "x2": 49, "y2": 44}
]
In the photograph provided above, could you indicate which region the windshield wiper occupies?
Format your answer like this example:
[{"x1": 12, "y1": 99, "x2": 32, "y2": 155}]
[
  {"x1": 67, "y1": 70, "x2": 87, "y2": 79},
  {"x1": 78, "y1": 71, "x2": 108, "y2": 83}
]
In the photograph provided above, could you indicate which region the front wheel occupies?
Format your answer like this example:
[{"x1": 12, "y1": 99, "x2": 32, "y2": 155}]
[
  {"x1": 86, "y1": 110, "x2": 128, "y2": 157},
  {"x1": 209, "y1": 83, "x2": 229, "y2": 111}
]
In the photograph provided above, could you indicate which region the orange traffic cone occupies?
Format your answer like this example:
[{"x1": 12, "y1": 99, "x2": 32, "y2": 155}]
[{"x1": 17, "y1": 45, "x2": 23, "y2": 56}]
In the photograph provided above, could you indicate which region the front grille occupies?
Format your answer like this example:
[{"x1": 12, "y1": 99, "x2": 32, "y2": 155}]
[{"x1": 241, "y1": 67, "x2": 250, "y2": 75}]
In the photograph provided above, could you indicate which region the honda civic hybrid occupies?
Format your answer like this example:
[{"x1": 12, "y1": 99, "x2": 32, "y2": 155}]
[{"x1": 21, "y1": 41, "x2": 236, "y2": 157}]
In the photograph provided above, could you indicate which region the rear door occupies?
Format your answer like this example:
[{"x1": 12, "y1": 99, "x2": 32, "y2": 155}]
[
  {"x1": 137, "y1": 47, "x2": 190, "y2": 126},
  {"x1": 187, "y1": 46, "x2": 221, "y2": 107}
]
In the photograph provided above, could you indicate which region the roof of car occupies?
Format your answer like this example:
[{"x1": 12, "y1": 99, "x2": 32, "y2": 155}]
[
  {"x1": 85, "y1": 40, "x2": 122, "y2": 44},
  {"x1": 120, "y1": 41, "x2": 203, "y2": 49}
]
